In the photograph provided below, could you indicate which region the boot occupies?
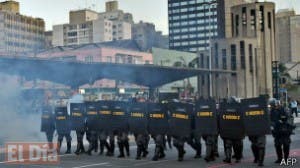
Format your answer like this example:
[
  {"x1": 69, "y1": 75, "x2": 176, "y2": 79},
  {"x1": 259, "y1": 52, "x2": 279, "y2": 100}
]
[
  {"x1": 65, "y1": 141, "x2": 71, "y2": 154},
  {"x1": 99, "y1": 141, "x2": 105, "y2": 155},
  {"x1": 80, "y1": 142, "x2": 85, "y2": 153},
  {"x1": 117, "y1": 142, "x2": 125, "y2": 158},
  {"x1": 223, "y1": 148, "x2": 232, "y2": 163},
  {"x1": 124, "y1": 140, "x2": 130, "y2": 156},
  {"x1": 86, "y1": 142, "x2": 94, "y2": 156},
  {"x1": 204, "y1": 145, "x2": 214, "y2": 162},
  {"x1": 136, "y1": 146, "x2": 142, "y2": 160},
  {"x1": 57, "y1": 140, "x2": 62, "y2": 154},
  {"x1": 177, "y1": 147, "x2": 185, "y2": 162},
  {"x1": 194, "y1": 149, "x2": 201, "y2": 159},
  {"x1": 152, "y1": 146, "x2": 160, "y2": 161},
  {"x1": 109, "y1": 140, "x2": 115, "y2": 156},
  {"x1": 159, "y1": 146, "x2": 166, "y2": 159},
  {"x1": 258, "y1": 148, "x2": 265, "y2": 167},
  {"x1": 251, "y1": 145, "x2": 258, "y2": 163},
  {"x1": 74, "y1": 142, "x2": 81, "y2": 155},
  {"x1": 94, "y1": 140, "x2": 98, "y2": 153},
  {"x1": 275, "y1": 145, "x2": 283, "y2": 163}
]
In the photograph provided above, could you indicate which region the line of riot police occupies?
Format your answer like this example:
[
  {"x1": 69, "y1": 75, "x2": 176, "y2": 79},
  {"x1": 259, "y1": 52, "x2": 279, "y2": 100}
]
[{"x1": 40, "y1": 96, "x2": 296, "y2": 166}]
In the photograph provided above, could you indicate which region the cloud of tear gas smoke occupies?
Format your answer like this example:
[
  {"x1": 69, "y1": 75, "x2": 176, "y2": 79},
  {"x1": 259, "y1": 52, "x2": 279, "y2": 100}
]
[{"x1": 0, "y1": 73, "x2": 44, "y2": 146}]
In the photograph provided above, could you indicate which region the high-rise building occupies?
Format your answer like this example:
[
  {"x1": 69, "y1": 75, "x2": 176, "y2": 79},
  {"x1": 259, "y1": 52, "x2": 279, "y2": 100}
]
[
  {"x1": 168, "y1": 0, "x2": 251, "y2": 53},
  {"x1": 168, "y1": 0, "x2": 218, "y2": 52},
  {"x1": 200, "y1": 2, "x2": 276, "y2": 98},
  {"x1": 0, "y1": 0, "x2": 45, "y2": 55},
  {"x1": 276, "y1": 9, "x2": 300, "y2": 63}
]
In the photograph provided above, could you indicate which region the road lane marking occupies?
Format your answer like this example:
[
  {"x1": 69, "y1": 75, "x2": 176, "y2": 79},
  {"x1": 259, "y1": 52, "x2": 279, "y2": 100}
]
[{"x1": 72, "y1": 162, "x2": 109, "y2": 168}]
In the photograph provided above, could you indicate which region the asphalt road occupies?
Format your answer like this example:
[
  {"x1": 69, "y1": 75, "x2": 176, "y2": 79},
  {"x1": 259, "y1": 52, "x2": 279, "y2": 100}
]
[{"x1": 0, "y1": 124, "x2": 299, "y2": 168}]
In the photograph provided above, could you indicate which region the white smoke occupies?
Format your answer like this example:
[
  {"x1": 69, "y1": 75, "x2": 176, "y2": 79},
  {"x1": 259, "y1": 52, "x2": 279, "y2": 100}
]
[{"x1": 0, "y1": 73, "x2": 44, "y2": 146}]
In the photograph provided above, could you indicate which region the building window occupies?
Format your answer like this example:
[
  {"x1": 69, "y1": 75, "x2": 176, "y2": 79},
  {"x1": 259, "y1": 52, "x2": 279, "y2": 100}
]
[
  {"x1": 250, "y1": 9, "x2": 256, "y2": 30},
  {"x1": 242, "y1": 7, "x2": 247, "y2": 25},
  {"x1": 85, "y1": 56, "x2": 93, "y2": 63},
  {"x1": 200, "y1": 53, "x2": 204, "y2": 68},
  {"x1": 235, "y1": 15, "x2": 239, "y2": 36},
  {"x1": 214, "y1": 43, "x2": 219, "y2": 69},
  {"x1": 222, "y1": 49, "x2": 227, "y2": 70},
  {"x1": 249, "y1": 44, "x2": 253, "y2": 73},
  {"x1": 268, "y1": 12, "x2": 271, "y2": 29},
  {"x1": 68, "y1": 32, "x2": 77, "y2": 37},
  {"x1": 230, "y1": 44, "x2": 237, "y2": 70},
  {"x1": 240, "y1": 41, "x2": 245, "y2": 69},
  {"x1": 259, "y1": 6, "x2": 265, "y2": 32}
]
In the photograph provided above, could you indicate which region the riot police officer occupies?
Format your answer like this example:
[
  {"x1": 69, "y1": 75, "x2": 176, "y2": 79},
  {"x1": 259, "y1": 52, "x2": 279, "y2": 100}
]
[
  {"x1": 41, "y1": 104, "x2": 55, "y2": 147},
  {"x1": 148, "y1": 102, "x2": 169, "y2": 161},
  {"x1": 242, "y1": 96, "x2": 271, "y2": 167},
  {"x1": 54, "y1": 101, "x2": 72, "y2": 154},
  {"x1": 273, "y1": 110, "x2": 296, "y2": 163},
  {"x1": 70, "y1": 103, "x2": 86, "y2": 155},
  {"x1": 219, "y1": 98, "x2": 245, "y2": 163},
  {"x1": 85, "y1": 101, "x2": 99, "y2": 155},
  {"x1": 128, "y1": 102, "x2": 149, "y2": 160},
  {"x1": 194, "y1": 99, "x2": 218, "y2": 162},
  {"x1": 168, "y1": 101, "x2": 192, "y2": 161}
]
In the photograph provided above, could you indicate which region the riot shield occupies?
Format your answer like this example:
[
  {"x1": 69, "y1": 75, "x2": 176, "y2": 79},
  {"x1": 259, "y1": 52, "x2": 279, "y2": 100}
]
[
  {"x1": 168, "y1": 102, "x2": 192, "y2": 137},
  {"x1": 70, "y1": 103, "x2": 86, "y2": 131},
  {"x1": 85, "y1": 101, "x2": 98, "y2": 131},
  {"x1": 110, "y1": 101, "x2": 129, "y2": 132},
  {"x1": 147, "y1": 103, "x2": 169, "y2": 135},
  {"x1": 241, "y1": 97, "x2": 271, "y2": 136},
  {"x1": 97, "y1": 100, "x2": 112, "y2": 132},
  {"x1": 54, "y1": 106, "x2": 70, "y2": 134},
  {"x1": 219, "y1": 102, "x2": 245, "y2": 139},
  {"x1": 128, "y1": 102, "x2": 148, "y2": 134},
  {"x1": 194, "y1": 99, "x2": 218, "y2": 136},
  {"x1": 41, "y1": 105, "x2": 55, "y2": 132}
]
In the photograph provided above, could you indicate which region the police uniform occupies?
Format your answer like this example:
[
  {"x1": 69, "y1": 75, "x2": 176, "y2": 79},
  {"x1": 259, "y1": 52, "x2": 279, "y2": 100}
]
[
  {"x1": 219, "y1": 100, "x2": 245, "y2": 163},
  {"x1": 128, "y1": 102, "x2": 149, "y2": 160},
  {"x1": 148, "y1": 103, "x2": 169, "y2": 161},
  {"x1": 168, "y1": 102, "x2": 192, "y2": 161},
  {"x1": 41, "y1": 105, "x2": 55, "y2": 146},
  {"x1": 55, "y1": 106, "x2": 72, "y2": 154},
  {"x1": 273, "y1": 112, "x2": 296, "y2": 163},
  {"x1": 70, "y1": 103, "x2": 86, "y2": 155},
  {"x1": 85, "y1": 101, "x2": 99, "y2": 155}
]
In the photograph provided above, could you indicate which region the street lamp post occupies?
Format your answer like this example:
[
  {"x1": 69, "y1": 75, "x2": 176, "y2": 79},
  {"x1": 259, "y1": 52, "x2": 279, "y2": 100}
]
[{"x1": 203, "y1": 2, "x2": 217, "y2": 98}]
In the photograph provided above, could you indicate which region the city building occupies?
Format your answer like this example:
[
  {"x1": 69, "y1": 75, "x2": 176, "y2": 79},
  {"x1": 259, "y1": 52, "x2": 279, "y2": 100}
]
[
  {"x1": 199, "y1": 2, "x2": 276, "y2": 98},
  {"x1": 168, "y1": 0, "x2": 250, "y2": 53},
  {"x1": 44, "y1": 31, "x2": 53, "y2": 49},
  {"x1": 168, "y1": 0, "x2": 217, "y2": 52},
  {"x1": 151, "y1": 47, "x2": 197, "y2": 98},
  {"x1": 98, "y1": 1, "x2": 133, "y2": 24},
  {"x1": 52, "y1": 9, "x2": 113, "y2": 47},
  {"x1": 52, "y1": 1, "x2": 132, "y2": 47},
  {"x1": 36, "y1": 40, "x2": 153, "y2": 99},
  {"x1": 276, "y1": 9, "x2": 300, "y2": 63},
  {"x1": 0, "y1": 0, "x2": 45, "y2": 55},
  {"x1": 217, "y1": 0, "x2": 255, "y2": 38},
  {"x1": 132, "y1": 21, "x2": 169, "y2": 51}
]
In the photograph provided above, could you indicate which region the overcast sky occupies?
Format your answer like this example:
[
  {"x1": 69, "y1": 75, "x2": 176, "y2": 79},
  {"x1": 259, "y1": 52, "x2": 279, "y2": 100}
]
[{"x1": 16, "y1": 0, "x2": 300, "y2": 34}]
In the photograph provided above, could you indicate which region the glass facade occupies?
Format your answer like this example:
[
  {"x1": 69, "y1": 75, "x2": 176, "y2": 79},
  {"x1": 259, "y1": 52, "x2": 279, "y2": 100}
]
[{"x1": 168, "y1": 0, "x2": 218, "y2": 52}]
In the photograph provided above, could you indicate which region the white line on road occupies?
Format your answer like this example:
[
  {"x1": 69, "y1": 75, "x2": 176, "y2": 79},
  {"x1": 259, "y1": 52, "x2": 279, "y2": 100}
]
[{"x1": 72, "y1": 162, "x2": 109, "y2": 168}]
